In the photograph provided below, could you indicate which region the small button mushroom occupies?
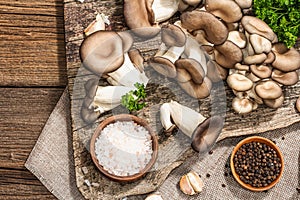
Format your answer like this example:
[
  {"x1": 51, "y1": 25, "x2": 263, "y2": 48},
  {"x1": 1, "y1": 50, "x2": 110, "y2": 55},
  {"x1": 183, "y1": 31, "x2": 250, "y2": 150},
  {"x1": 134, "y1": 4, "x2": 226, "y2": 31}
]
[
  {"x1": 244, "y1": 53, "x2": 267, "y2": 65},
  {"x1": 175, "y1": 58, "x2": 205, "y2": 84},
  {"x1": 81, "y1": 79, "x2": 133, "y2": 123},
  {"x1": 214, "y1": 41, "x2": 243, "y2": 69},
  {"x1": 234, "y1": 0, "x2": 252, "y2": 9},
  {"x1": 271, "y1": 43, "x2": 300, "y2": 72},
  {"x1": 227, "y1": 73, "x2": 253, "y2": 92},
  {"x1": 180, "y1": 171, "x2": 204, "y2": 195},
  {"x1": 255, "y1": 80, "x2": 282, "y2": 100},
  {"x1": 241, "y1": 16, "x2": 276, "y2": 42},
  {"x1": 227, "y1": 31, "x2": 247, "y2": 49},
  {"x1": 205, "y1": 0, "x2": 242, "y2": 23},
  {"x1": 232, "y1": 97, "x2": 255, "y2": 114},
  {"x1": 264, "y1": 94, "x2": 285, "y2": 109},
  {"x1": 80, "y1": 31, "x2": 124, "y2": 75},
  {"x1": 250, "y1": 64, "x2": 272, "y2": 79},
  {"x1": 180, "y1": 10, "x2": 228, "y2": 45},
  {"x1": 160, "y1": 101, "x2": 223, "y2": 154},
  {"x1": 296, "y1": 97, "x2": 300, "y2": 112},
  {"x1": 145, "y1": 193, "x2": 164, "y2": 200},
  {"x1": 271, "y1": 69, "x2": 299, "y2": 86},
  {"x1": 250, "y1": 34, "x2": 272, "y2": 54}
]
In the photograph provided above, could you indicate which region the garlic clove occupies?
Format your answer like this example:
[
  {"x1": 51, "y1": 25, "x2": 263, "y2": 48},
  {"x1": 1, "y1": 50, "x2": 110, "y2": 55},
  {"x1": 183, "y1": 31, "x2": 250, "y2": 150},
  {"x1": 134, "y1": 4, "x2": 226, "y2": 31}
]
[
  {"x1": 187, "y1": 171, "x2": 204, "y2": 193},
  {"x1": 179, "y1": 174, "x2": 195, "y2": 195}
]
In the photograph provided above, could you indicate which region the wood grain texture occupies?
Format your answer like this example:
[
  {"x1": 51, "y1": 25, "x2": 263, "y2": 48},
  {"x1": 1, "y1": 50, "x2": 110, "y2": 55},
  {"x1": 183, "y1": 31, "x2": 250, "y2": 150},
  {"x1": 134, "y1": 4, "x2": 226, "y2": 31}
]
[
  {"x1": 0, "y1": 88, "x2": 63, "y2": 199},
  {"x1": 0, "y1": 0, "x2": 67, "y2": 86}
]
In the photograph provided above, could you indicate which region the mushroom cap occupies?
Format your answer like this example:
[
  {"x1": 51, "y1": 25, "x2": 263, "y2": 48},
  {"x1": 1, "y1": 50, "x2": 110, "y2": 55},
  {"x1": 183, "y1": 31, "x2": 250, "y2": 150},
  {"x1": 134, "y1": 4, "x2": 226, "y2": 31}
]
[
  {"x1": 264, "y1": 51, "x2": 275, "y2": 64},
  {"x1": 255, "y1": 80, "x2": 282, "y2": 100},
  {"x1": 206, "y1": 60, "x2": 227, "y2": 82},
  {"x1": 117, "y1": 31, "x2": 134, "y2": 53},
  {"x1": 179, "y1": 77, "x2": 212, "y2": 99},
  {"x1": 271, "y1": 69, "x2": 299, "y2": 86},
  {"x1": 244, "y1": 53, "x2": 267, "y2": 65},
  {"x1": 149, "y1": 56, "x2": 177, "y2": 78},
  {"x1": 241, "y1": 16, "x2": 276, "y2": 42},
  {"x1": 264, "y1": 94, "x2": 285, "y2": 109},
  {"x1": 296, "y1": 97, "x2": 300, "y2": 112},
  {"x1": 232, "y1": 97, "x2": 254, "y2": 114},
  {"x1": 191, "y1": 115, "x2": 223, "y2": 153},
  {"x1": 161, "y1": 24, "x2": 187, "y2": 47},
  {"x1": 124, "y1": 0, "x2": 161, "y2": 39},
  {"x1": 250, "y1": 64, "x2": 272, "y2": 79},
  {"x1": 205, "y1": 0, "x2": 242, "y2": 23},
  {"x1": 80, "y1": 31, "x2": 124, "y2": 75},
  {"x1": 227, "y1": 73, "x2": 253, "y2": 91},
  {"x1": 271, "y1": 43, "x2": 300, "y2": 72},
  {"x1": 227, "y1": 31, "x2": 247, "y2": 49},
  {"x1": 234, "y1": 0, "x2": 252, "y2": 9},
  {"x1": 250, "y1": 34, "x2": 272, "y2": 54},
  {"x1": 214, "y1": 41, "x2": 243, "y2": 68},
  {"x1": 180, "y1": 10, "x2": 228, "y2": 45},
  {"x1": 175, "y1": 58, "x2": 205, "y2": 84},
  {"x1": 128, "y1": 49, "x2": 145, "y2": 72}
]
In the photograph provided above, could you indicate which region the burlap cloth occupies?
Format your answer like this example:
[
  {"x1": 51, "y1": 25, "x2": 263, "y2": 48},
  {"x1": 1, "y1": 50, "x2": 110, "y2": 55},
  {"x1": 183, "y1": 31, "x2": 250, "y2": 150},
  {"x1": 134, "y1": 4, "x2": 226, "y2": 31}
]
[{"x1": 25, "y1": 88, "x2": 300, "y2": 200}]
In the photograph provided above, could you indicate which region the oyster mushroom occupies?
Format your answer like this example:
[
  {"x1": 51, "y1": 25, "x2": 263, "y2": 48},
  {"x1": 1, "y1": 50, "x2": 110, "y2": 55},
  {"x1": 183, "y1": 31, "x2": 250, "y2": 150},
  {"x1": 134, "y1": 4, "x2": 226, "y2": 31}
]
[
  {"x1": 227, "y1": 31, "x2": 247, "y2": 49},
  {"x1": 81, "y1": 78, "x2": 133, "y2": 123},
  {"x1": 264, "y1": 94, "x2": 285, "y2": 109},
  {"x1": 227, "y1": 73, "x2": 253, "y2": 92},
  {"x1": 205, "y1": 0, "x2": 242, "y2": 23},
  {"x1": 234, "y1": 0, "x2": 252, "y2": 9},
  {"x1": 271, "y1": 43, "x2": 300, "y2": 72},
  {"x1": 271, "y1": 69, "x2": 299, "y2": 86},
  {"x1": 214, "y1": 41, "x2": 243, "y2": 69},
  {"x1": 255, "y1": 80, "x2": 282, "y2": 100},
  {"x1": 232, "y1": 97, "x2": 257, "y2": 114},
  {"x1": 180, "y1": 10, "x2": 228, "y2": 45},
  {"x1": 149, "y1": 24, "x2": 186, "y2": 78},
  {"x1": 160, "y1": 101, "x2": 223, "y2": 153},
  {"x1": 250, "y1": 34, "x2": 272, "y2": 54},
  {"x1": 250, "y1": 64, "x2": 272, "y2": 79},
  {"x1": 124, "y1": 0, "x2": 179, "y2": 38},
  {"x1": 244, "y1": 53, "x2": 267, "y2": 65}
]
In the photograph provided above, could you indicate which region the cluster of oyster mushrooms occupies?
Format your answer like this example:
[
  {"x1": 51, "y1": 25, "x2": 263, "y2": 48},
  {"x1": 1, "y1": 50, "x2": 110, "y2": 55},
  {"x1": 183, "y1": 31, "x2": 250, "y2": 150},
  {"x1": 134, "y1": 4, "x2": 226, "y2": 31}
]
[{"x1": 123, "y1": 0, "x2": 300, "y2": 114}]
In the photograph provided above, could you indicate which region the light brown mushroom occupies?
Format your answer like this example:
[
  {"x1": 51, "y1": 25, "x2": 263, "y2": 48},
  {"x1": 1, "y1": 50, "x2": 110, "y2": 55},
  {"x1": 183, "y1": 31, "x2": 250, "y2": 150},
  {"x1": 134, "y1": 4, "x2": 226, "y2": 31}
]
[
  {"x1": 179, "y1": 77, "x2": 212, "y2": 99},
  {"x1": 80, "y1": 31, "x2": 124, "y2": 75},
  {"x1": 235, "y1": 63, "x2": 250, "y2": 71},
  {"x1": 250, "y1": 34, "x2": 272, "y2": 54},
  {"x1": 180, "y1": 10, "x2": 228, "y2": 45},
  {"x1": 255, "y1": 80, "x2": 282, "y2": 100},
  {"x1": 234, "y1": 0, "x2": 252, "y2": 9},
  {"x1": 232, "y1": 97, "x2": 256, "y2": 114},
  {"x1": 149, "y1": 56, "x2": 177, "y2": 78},
  {"x1": 250, "y1": 64, "x2": 272, "y2": 79},
  {"x1": 264, "y1": 51, "x2": 275, "y2": 64},
  {"x1": 271, "y1": 69, "x2": 299, "y2": 86},
  {"x1": 161, "y1": 24, "x2": 187, "y2": 47},
  {"x1": 227, "y1": 73, "x2": 253, "y2": 91},
  {"x1": 214, "y1": 41, "x2": 243, "y2": 68},
  {"x1": 271, "y1": 43, "x2": 300, "y2": 72},
  {"x1": 244, "y1": 53, "x2": 267, "y2": 65},
  {"x1": 205, "y1": 0, "x2": 242, "y2": 23},
  {"x1": 264, "y1": 94, "x2": 285, "y2": 109},
  {"x1": 227, "y1": 31, "x2": 247, "y2": 49},
  {"x1": 241, "y1": 16, "x2": 276, "y2": 42}
]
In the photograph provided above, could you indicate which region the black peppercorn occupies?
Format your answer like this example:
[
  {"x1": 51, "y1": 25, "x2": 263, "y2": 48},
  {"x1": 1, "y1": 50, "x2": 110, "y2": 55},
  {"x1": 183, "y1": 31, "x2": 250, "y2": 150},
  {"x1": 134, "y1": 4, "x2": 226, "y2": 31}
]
[{"x1": 233, "y1": 141, "x2": 282, "y2": 188}]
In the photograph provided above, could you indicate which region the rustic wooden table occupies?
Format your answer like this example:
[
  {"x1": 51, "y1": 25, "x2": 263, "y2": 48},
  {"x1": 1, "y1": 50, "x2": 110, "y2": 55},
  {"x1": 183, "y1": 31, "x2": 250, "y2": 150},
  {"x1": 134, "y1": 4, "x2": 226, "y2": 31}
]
[{"x1": 0, "y1": 0, "x2": 65, "y2": 199}]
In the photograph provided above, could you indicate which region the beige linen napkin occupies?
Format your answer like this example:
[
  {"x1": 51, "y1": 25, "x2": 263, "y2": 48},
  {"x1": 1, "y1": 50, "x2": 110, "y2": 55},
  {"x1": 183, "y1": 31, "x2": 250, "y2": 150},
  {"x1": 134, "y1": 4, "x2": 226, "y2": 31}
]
[{"x1": 25, "y1": 88, "x2": 300, "y2": 200}]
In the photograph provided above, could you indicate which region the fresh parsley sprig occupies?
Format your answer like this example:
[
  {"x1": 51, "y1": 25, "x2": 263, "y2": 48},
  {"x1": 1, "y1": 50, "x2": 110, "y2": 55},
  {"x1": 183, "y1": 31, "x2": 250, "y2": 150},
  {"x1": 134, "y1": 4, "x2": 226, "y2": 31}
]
[
  {"x1": 253, "y1": 0, "x2": 300, "y2": 48},
  {"x1": 121, "y1": 83, "x2": 146, "y2": 112}
]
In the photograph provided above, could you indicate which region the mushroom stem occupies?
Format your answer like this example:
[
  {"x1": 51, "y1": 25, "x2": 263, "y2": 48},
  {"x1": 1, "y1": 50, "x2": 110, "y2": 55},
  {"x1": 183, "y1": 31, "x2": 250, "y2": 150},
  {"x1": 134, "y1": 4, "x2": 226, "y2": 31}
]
[
  {"x1": 107, "y1": 53, "x2": 149, "y2": 87},
  {"x1": 160, "y1": 46, "x2": 185, "y2": 63},
  {"x1": 152, "y1": 0, "x2": 179, "y2": 22},
  {"x1": 161, "y1": 101, "x2": 206, "y2": 138}
]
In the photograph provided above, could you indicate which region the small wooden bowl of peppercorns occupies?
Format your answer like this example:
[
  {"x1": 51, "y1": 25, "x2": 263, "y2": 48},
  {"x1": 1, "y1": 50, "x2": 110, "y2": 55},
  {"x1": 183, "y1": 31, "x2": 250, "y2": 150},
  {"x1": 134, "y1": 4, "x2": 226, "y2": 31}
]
[{"x1": 230, "y1": 136, "x2": 284, "y2": 192}]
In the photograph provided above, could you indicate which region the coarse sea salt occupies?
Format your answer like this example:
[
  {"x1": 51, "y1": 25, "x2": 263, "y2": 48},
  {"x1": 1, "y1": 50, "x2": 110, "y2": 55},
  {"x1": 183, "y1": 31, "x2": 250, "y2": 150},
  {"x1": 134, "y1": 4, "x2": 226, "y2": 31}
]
[{"x1": 95, "y1": 121, "x2": 153, "y2": 176}]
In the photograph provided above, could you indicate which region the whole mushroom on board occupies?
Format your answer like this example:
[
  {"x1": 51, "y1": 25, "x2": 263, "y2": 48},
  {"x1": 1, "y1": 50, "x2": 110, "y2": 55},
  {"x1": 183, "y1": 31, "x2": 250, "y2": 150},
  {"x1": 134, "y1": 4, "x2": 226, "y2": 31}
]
[
  {"x1": 123, "y1": 0, "x2": 180, "y2": 38},
  {"x1": 160, "y1": 101, "x2": 223, "y2": 154},
  {"x1": 81, "y1": 78, "x2": 133, "y2": 123}
]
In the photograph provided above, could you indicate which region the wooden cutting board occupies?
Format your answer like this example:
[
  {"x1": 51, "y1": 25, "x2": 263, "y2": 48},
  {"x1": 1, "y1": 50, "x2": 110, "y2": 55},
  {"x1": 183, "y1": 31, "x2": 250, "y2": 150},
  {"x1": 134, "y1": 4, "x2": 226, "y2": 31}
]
[{"x1": 63, "y1": 0, "x2": 300, "y2": 199}]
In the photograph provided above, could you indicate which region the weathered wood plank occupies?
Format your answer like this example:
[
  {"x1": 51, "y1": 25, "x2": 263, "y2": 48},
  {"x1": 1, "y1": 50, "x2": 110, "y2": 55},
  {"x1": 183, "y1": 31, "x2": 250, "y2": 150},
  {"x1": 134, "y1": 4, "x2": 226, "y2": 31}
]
[
  {"x1": 0, "y1": 88, "x2": 64, "y2": 169},
  {"x1": 0, "y1": 0, "x2": 66, "y2": 86},
  {"x1": 0, "y1": 168, "x2": 56, "y2": 199}
]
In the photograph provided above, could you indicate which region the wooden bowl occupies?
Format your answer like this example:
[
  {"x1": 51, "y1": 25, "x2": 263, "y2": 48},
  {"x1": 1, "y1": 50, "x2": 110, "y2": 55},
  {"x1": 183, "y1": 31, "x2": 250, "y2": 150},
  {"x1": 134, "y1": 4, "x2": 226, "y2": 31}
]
[
  {"x1": 230, "y1": 136, "x2": 284, "y2": 192},
  {"x1": 90, "y1": 114, "x2": 158, "y2": 182}
]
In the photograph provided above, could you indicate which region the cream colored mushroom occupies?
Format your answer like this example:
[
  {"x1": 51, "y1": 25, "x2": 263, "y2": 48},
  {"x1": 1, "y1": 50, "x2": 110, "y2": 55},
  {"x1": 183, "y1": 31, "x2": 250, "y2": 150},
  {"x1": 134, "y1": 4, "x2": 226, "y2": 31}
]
[
  {"x1": 227, "y1": 73, "x2": 253, "y2": 92},
  {"x1": 227, "y1": 31, "x2": 247, "y2": 49},
  {"x1": 232, "y1": 97, "x2": 256, "y2": 114},
  {"x1": 255, "y1": 80, "x2": 282, "y2": 100},
  {"x1": 250, "y1": 34, "x2": 272, "y2": 54}
]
